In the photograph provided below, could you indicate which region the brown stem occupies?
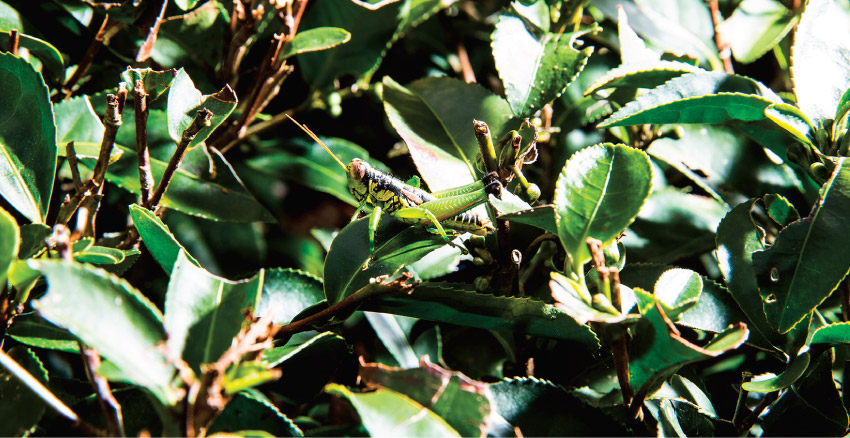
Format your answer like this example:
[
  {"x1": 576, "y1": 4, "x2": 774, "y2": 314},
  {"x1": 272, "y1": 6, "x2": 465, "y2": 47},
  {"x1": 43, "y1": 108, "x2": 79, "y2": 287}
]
[
  {"x1": 709, "y1": 0, "x2": 734, "y2": 74},
  {"x1": 79, "y1": 342, "x2": 125, "y2": 437},
  {"x1": 59, "y1": 16, "x2": 122, "y2": 101},
  {"x1": 0, "y1": 284, "x2": 10, "y2": 347},
  {"x1": 65, "y1": 142, "x2": 84, "y2": 192},
  {"x1": 147, "y1": 109, "x2": 213, "y2": 210},
  {"x1": 52, "y1": 225, "x2": 73, "y2": 262},
  {"x1": 457, "y1": 39, "x2": 475, "y2": 83},
  {"x1": 611, "y1": 334, "x2": 632, "y2": 407},
  {"x1": 735, "y1": 389, "x2": 778, "y2": 434},
  {"x1": 840, "y1": 278, "x2": 850, "y2": 321},
  {"x1": 7, "y1": 29, "x2": 18, "y2": 55},
  {"x1": 277, "y1": 281, "x2": 402, "y2": 339},
  {"x1": 134, "y1": 80, "x2": 154, "y2": 205}
]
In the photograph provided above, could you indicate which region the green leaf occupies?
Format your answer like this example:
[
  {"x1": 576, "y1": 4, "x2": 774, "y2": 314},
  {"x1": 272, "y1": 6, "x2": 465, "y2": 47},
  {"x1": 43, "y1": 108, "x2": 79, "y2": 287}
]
[
  {"x1": 31, "y1": 260, "x2": 180, "y2": 405},
  {"x1": 0, "y1": 52, "x2": 56, "y2": 223},
  {"x1": 279, "y1": 27, "x2": 351, "y2": 60},
  {"x1": 764, "y1": 102, "x2": 816, "y2": 147},
  {"x1": 364, "y1": 312, "x2": 419, "y2": 368},
  {"x1": 617, "y1": 5, "x2": 661, "y2": 64},
  {"x1": 120, "y1": 67, "x2": 177, "y2": 101},
  {"x1": 73, "y1": 245, "x2": 126, "y2": 265},
  {"x1": 0, "y1": 31, "x2": 64, "y2": 84},
  {"x1": 811, "y1": 322, "x2": 850, "y2": 344},
  {"x1": 742, "y1": 352, "x2": 810, "y2": 392},
  {"x1": 629, "y1": 301, "x2": 749, "y2": 401},
  {"x1": 550, "y1": 271, "x2": 632, "y2": 324},
  {"x1": 82, "y1": 145, "x2": 274, "y2": 222},
  {"x1": 17, "y1": 223, "x2": 50, "y2": 259},
  {"x1": 363, "y1": 282, "x2": 599, "y2": 345},
  {"x1": 174, "y1": 0, "x2": 200, "y2": 11},
  {"x1": 651, "y1": 268, "x2": 703, "y2": 321},
  {"x1": 53, "y1": 95, "x2": 104, "y2": 146},
  {"x1": 791, "y1": 0, "x2": 850, "y2": 122},
  {"x1": 719, "y1": 0, "x2": 799, "y2": 64},
  {"x1": 323, "y1": 216, "x2": 447, "y2": 305},
  {"x1": 491, "y1": 9, "x2": 594, "y2": 117},
  {"x1": 595, "y1": 0, "x2": 720, "y2": 68},
  {"x1": 0, "y1": 2, "x2": 22, "y2": 31},
  {"x1": 6, "y1": 313, "x2": 80, "y2": 353},
  {"x1": 358, "y1": 360, "x2": 491, "y2": 437},
  {"x1": 256, "y1": 268, "x2": 324, "y2": 325},
  {"x1": 298, "y1": 0, "x2": 455, "y2": 89},
  {"x1": 498, "y1": 204, "x2": 557, "y2": 234},
  {"x1": 223, "y1": 363, "x2": 280, "y2": 394},
  {"x1": 490, "y1": 377, "x2": 629, "y2": 436},
  {"x1": 554, "y1": 143, "x2": 653, "y2": 269},
  {"x1": 760, "y1": 351, "x2": 849, "y2": 435},
  {"x1": 325, "y1": 383, "x2": 460, "y2": 437},
  {"x1": 754, "y1": 158, "x2": 850, "y2": 333},
  {"x1": 584, "y1": 61, "x2": 701, "y2": 96},
  {"x1": 382, "y1": 76, "x2": 513, "y2": 190},
  {"x1": 166, "y1": 69, "x2": 237, "y2": 148},
  {"x1": 164, "y1": 250, "x2": 262, "y2": 373},
  {"x1": 597, "y1": 71, "x2": 781, "y2": 128},
  {"x1": 208, "y1": 391, "x2": 303, "y2": 437},
  {"x1": 244, "y1": 136, "x2": 390, "y2": 207},
  {"x1": 623, "y1": 189, "x2": 728, "y2": 263},
  {"x1": 0, "y1": 347, "x2": 48, "y2": 436},
  {"x1": 0, "y1": 206, "x2": 17, "y2": 286},
  {"x1": 261, "y1": 332, "x2": 350, "y2": 404},
  {"x1": 130, "y1": 204, "x2": 200, "y2": 273}
]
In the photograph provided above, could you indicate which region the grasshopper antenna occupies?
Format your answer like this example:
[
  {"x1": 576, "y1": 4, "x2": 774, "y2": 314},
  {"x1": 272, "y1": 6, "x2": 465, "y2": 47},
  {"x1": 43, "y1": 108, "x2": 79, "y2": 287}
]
[{"x1": 286, "y1": 114, "x2": 347, "y2": 171}]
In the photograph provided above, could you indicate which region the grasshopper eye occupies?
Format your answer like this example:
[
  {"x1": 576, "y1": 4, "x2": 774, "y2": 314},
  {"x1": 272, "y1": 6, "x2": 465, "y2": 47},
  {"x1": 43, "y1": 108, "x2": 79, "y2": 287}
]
[{"x1": 349, "y1": 159, "x2": 367, "y2": 182}]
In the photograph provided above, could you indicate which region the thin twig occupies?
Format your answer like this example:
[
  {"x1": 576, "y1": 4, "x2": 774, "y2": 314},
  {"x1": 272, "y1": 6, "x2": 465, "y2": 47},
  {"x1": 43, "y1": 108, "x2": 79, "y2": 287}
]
[
  {"x1": 79, "y1": 342, "x2": 125, "y2": 437},
  {"x1": 51, "y1": 225, "x2": 73, "y2": 262},
  {"x1": 147, "y1": 109, "x2": 213, "y2": 210},
  {"x1": 7, "y1": 29, "x2": 18, "y2": 55},
  {"x1": 457, "y1": 39, "x2": 476, "y2": 83},
  {"x1": 59, "y1": 15, "x2": 122, "y2": 101},
  {"x1": 708, "y1": 0, "x2": 734, "y2": 74},
  {"x1": 134, "y1": 80, "x2": 154, "y2": 205},
  {"x1": 65, "y1": 142, "x2": 84, "y2": 192}
]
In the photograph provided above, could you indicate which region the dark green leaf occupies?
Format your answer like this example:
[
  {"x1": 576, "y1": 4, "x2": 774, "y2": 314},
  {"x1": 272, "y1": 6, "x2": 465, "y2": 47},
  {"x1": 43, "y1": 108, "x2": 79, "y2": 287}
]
[
  {"x1": 364, "y1": 312, "x2": 419, "y2": 368},
  {"x1": 742, "y1": 352, "x2": 810, "y2": 392},
  {"x1": 597, "y1": 71, "x2": 781, "y2": 128},
  {"x1": 298, "y1": 0, "x2": 454, "y2": 89},
  {"x1": 223, "y1": 363, "x2": 281, "y2": 394},
  {"x1": 323, "y1": 216, "x2": 447, "y2": 305},
  {"x1": 623, "y1": 188, "x2": 727, "y2": 263},
  {"x1": 82, "y1": 145, "x2": 274, "y2": 222},
  {"x1": 0, "y1": 31, "x2": 64, "y2": 84},
  {"x1": 256, "y1": 268, "x2": 324, "y2": 325},
  {"x1": 791, "y1": 0, "x2": 850, "y2": 122},
  {"x1": 53, "y1": 95, "x2": 105, "y2": 147},
  {"x1": 0, "y1": 206, "x2": 17, "y2": 286},
  {"x1": 209, "y1": 391, "x2": 303, "y2": 437},
  {"x1": 490, "y1": 377, "x2": 629, "y2": 436},
  {"x1": 382, "y1": 76, "x2": 513, "y2": 190},
  {"x1": 554, "y1": 143, "x2": 652, "y2": 269},
  {"x1": 31, "y1": 260, "x2": 180, "y2": 405},
  {"x1": 279, "y1": 27, "x2": 351, "y2": 60},
  {"x1": 0, "y1": 347, "x2": 48, "y2": 436},
  {"x1": 163, "y1": 251, "x2": 262, "y2": 373},
  {"x1": 261, "y1": 332, "x2": 350, "y2": 404},
  {"x1": 6, "y1": 313, "x2": 79, "y2": 353},
  {"x1": 325, "y1": 383, "x2": 460, "y2": 437},
  {"x1": 584, "y1": 61, "x2": 701, "y2": 96},
  {"x1": 166, "y1": 69, "x2": 237, "y2": 148},
  {"x1": 17, "y1": 223, "x2": 50, "y2": 259},
  {"x1": 120, "y1": 67, "x2": 177, "y2": 101},
  {"x1": 754, "y1": 158, "x2": 850, "y2": 333},
  {"x1": 719, "y1": 0, "x2": 798, "y2": 64},
  {"x1": 491, "y1": 9, "x2": 594, "y2": 117},
  {"x1": 761, "y1": 351, "x2": 849, "y2": 435},
  {"x1": 498, "y1": 205, "x2": 557, "y2": 234},
  {"x1": 244, "y1": 136, "x2": 390, "y2": 207},
  {"x1": 130, "y1": 204, "x2": 200, "y2": 273},
  {"x1": 358, "y1": 360, "x2": 491, "y2": 437},
  {"x1": 363, "y1": 282, "x2": 599, "y2": 345},
  {"x1": 629, "y1": 299, "x2": 749, "y2": 401},
  {"x1": 0, "y1": 52, "x2": 56, "y2": 223}
]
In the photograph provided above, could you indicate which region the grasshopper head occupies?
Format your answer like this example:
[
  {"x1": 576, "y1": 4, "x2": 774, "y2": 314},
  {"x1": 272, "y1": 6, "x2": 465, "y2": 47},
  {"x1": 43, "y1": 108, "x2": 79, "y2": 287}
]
[{"x1": 347, "y1": 158, "x2": 368, "y2": 183}]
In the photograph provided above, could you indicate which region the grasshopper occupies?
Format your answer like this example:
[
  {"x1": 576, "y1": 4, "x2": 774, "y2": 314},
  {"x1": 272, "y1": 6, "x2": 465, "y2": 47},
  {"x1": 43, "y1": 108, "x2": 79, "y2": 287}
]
[{"x1": 286, "y1": 115, "x2": 502, "y2": 256}]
